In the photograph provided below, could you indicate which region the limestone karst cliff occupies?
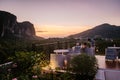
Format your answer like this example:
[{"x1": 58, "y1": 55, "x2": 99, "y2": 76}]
[{"x1": 0, "y1": 11, "x2": 36, "y2": 39}]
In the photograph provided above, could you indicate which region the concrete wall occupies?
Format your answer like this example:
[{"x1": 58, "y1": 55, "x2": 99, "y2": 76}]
[{"x1": 50, "y1": 54, "x2": 65, "y2": 69}]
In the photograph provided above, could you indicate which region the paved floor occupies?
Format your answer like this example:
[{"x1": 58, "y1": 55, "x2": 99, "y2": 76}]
[{"x1": 95, "y1": 56, "x2": 120, "y2": 80}]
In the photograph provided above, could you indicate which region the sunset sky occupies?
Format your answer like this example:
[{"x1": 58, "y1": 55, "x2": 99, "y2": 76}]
[{"x1": 0, "y1": 0, "x2": 120, "y2": 38}]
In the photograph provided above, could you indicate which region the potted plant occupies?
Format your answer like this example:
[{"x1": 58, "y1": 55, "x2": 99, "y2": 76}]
[{"x1": 69, "y1": 53, "x2": 98, "y2": 80}]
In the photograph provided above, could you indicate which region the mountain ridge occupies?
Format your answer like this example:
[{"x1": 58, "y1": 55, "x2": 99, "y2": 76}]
[{"x1": 68, "y1": 23, "x2": 120, "y2": 39}]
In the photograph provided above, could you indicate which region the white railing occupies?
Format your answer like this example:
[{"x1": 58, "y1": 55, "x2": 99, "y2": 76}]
[{"x1": 0, "y1": 62, "x2": 12, "y2": 67}]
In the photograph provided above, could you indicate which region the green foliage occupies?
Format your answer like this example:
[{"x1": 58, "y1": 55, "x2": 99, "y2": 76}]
[
  {"x1": 69, "y1": 54, "x2": 98, "y2": 80},
  {"x1": 59, "y1": 72, "x2": 74, "y2": 80},
  {"x1": 0, "y1": 51, "x2": 49, "y2": 80},
  {"x1": 39, "y1": 71, "x2": 74, "y2": 80},
  {"x1": 95, "y1": 39, "x2": 120, "y2": 55},
  {"x1": 11, "y1": 51, "x2": 49, "y2": 77},
  {"x1": 0, "y1": 65, "x2": 11, "y2": 80},
  {"x1": 0, "y1": 38, "x2": 35, "y2": 64}
]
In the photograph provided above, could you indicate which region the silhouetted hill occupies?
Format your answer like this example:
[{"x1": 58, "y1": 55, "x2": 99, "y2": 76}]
[
  {"x1": 0, "y1": 10, "x2": 44, "y2": 40},
  {"x1": 68, "y1": 23, "x2": 120, "y2": 39}
]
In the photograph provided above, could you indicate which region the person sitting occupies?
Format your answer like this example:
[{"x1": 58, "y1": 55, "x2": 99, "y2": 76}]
[
  {"x1": 72, "y1": 43, "x2": 81, "y2": 54},
  {"x1": 80, "y1": 42, "x2": 94, "y2": 56}
]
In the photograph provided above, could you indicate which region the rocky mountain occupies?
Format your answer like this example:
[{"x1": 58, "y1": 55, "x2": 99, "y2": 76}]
[
  {"x1": 14, "y1": 21, "x2": 35, "y2": 38},
  {"x1": 68, "y1": 23, "x2": 120, "y2": 39},
  {"x1": 0, "y1": 11, "x2": 43, "y2": 39},
  {"x1": 0, "y1": 11, "x2": 16, "y2": 37}
]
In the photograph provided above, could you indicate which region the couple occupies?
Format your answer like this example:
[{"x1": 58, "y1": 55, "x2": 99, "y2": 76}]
[{"x1": 72, "y1": 42, "x2": 94, "y2": 56}]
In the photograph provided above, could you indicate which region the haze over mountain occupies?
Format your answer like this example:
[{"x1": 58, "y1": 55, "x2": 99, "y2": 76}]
[{"x1": 68, "y1": 23, "x2": 120, "y2": 39}]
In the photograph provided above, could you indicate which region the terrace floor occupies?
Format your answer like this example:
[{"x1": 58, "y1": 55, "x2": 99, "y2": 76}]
[{"x1": 95, "y1": 55, "x2": 120, "y2": 80}]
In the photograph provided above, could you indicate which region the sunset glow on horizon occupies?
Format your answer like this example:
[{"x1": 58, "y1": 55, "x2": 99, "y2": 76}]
[
  {"x1": 35, "y1": 24, "x2": 92, "y2": 38},
  {"x1": 0, "y1": 0, "x2": 120, "y2": 38}
]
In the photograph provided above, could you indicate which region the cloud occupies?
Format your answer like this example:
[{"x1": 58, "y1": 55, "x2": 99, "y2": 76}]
[{"x1": 36, "y1": 30, "x2": 48, "y2": 33}]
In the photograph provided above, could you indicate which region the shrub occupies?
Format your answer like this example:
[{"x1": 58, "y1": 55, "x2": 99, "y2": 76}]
[
  {"x1": 12, "y1": 51, "x2": 49, "y2": 78},
  {"x1": 69, "y1": 54, "x2": 98, "y2": 80}
]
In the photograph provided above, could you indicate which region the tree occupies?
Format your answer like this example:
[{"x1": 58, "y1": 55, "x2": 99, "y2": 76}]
[
  {"x1": 69, "y1": 54, "x2": 98, "y2": 80},
  {"x1": 11, "y1": 51, "x2": 49, "y2": 78}
]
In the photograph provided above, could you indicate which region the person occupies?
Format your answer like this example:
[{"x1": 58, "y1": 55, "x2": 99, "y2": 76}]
[
  {"x1": 88, "y1": 38, "x2": 95, "y2": 47},
  {"x1": 72, "y1": 43, "x2": 81, "y2": 54},
  {"x1": 80, "y1": 42, "x2": 88, "y2": 54},
  {"x1": 80, "y1": 42, "x2": 94, "y2": 56}
]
